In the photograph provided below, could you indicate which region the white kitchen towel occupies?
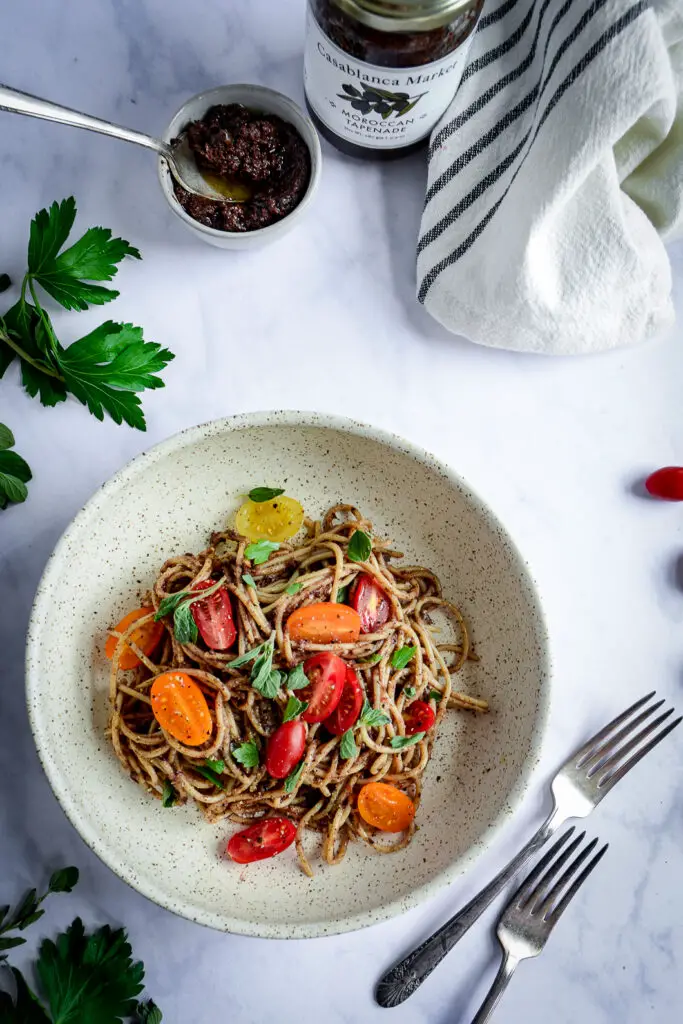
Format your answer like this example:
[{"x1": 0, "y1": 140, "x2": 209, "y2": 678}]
[{"x1": 417, "y1": 0, "x2": 683, "y2": 354}]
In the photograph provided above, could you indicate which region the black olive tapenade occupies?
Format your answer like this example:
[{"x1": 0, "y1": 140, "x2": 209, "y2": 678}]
[{"x1": 174, "y1": 104, "x2": 311, "y2": 233}]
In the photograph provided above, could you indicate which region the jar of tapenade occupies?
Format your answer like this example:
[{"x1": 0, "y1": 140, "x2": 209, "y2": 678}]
[{"x1": 304, "y1": 0, "x2": 484, "y2": 158}]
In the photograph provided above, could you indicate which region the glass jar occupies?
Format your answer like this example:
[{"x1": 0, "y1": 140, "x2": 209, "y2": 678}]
[{"x1": 304, "y1": 0, "x2": 484, "y2": 159}]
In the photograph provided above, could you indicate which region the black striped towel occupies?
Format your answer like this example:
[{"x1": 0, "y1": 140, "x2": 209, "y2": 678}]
[{"x1": 417, "y1": 0, "x2": 683, "y2": 354}]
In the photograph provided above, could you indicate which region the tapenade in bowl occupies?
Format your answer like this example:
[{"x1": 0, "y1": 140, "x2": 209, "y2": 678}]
[{"x1": 158, "y1": 85, "x2": 322, "y2": 249}]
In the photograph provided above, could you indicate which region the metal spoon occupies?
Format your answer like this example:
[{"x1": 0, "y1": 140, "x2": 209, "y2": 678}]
[{"x1": 0, "y1": 83, "x2": 240, "y2": 202}]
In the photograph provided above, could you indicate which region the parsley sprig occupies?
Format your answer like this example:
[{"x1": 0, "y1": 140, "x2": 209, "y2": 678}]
[
  {"x1": 154, "y1": 577, "x2": 226, "y2": 645},
  {"x1": 0, "y1": 424, "x2": 31, "y2": 510},
  {"x1": 227, "y1": 637, "x2": 282, "y2": 699},
  {"x1": 0, "y1": 198, "x2": 174, "y2": 437}
]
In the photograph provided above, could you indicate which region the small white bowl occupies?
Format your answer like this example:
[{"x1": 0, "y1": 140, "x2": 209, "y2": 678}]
[{"x1": 158, "y1": 84, "x2": 322, "y2": 249}]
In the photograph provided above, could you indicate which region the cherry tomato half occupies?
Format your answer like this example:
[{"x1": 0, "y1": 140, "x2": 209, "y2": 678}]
[
  {"x1": 357, "y1": 782, "x2": 415, "y2": 833},
  {"x1": 349, "y1": 574, "x2": 391, "y2": 634},
  {"x1": 326, "y1": 666, "x2": 364, "y2": 735},
  {"x1": 190, "y1": 580, "x2": 237, "y2": 650},
  {"x1": 404, "y1": 700, "x2": 436, "y2": 735},
  {"x1": 288, "y1": 602, "x2": 361, "y2": 644},
  {"x1": 645, "y1": 466, "x2": 683, "y2": 501},
  {"x1": 300, "y1": 652, "x2": 346, "y2": 722},
  {"x1": 235, "y1": 495, "x2": 305, "y2": 542},
  {"x1": 105, "y1": 607, "x2": 164, "y2": 670},
  {"x1": 266, "y1": 720, "x2": 307, "y2": 779},
  {"x1": 227, "y1": 817, "x2": 297, "y2": 864},
  {"x1": 150, "y1": 671, "x2": 213, "y2": 747}
]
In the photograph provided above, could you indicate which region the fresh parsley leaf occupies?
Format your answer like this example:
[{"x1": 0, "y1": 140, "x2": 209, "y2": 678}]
[
  {"x1": 35, "y1": 917, "x2": 145, "y2": 1023},
  {"x1": 227, "y1": 640, "x2": 269, "y2": 669},
  {"x1": 429, "y1": 689, "x2": 443, "y2": 702},
  {"x1": 48, "y1": 867, "x2": 79, "y2": 894},
  {"x1": 404, "y1": 686, "x2": 416, "y2": 699},
  {"x1": 242, "y1": 573, "x2": 256, "y2": 589},
  {"x1": 254, "y1": 669, "x2": 282, "y2": 700},
  {"x1": 335, "y1": 583, "x2": 349, "y2": 604},
  {"x1": 1, "y1": 967, "x2": 50, "y2": 1023},
  {"x1": 250, "y1": 643, "x2": 274, "y2": 689},
  {"x1": 154, "y1": 578, "x2": 224, "y2": 621},
  {"x1": 361, "y1": 652, "x2": 383, "y2": 665},
  {"x1": 0, "y1": 936, "x2": 27, "y2": 954},
  {"x1": 347, "y1": 529, "x2": 372, "y2": 562},
  {"x1": 360, "y1": 699, "x2": 390, "y2": 728},
  {"x1": 391, "y1": 645, "x2": 417, "y2": 670},
  {"x1": 161, "y1": 780, "x2": 176, "y2": 808},
  {"x1": 0, "y1": 274, "x2": 10, "y2": 294},
  {"x1": 283, "y1": 695, "x2": 308, "y2": 723},
  {"x1": 57, "y1": 321, "x2": 174, "y2": 431},
  {"x1": 204, "y1": 758, "x2": 225, "y2": 773},
  {"x1": 285, "y1": 582, "x2": 303, "y2": 595},
  {"x1": 135, "y1": 1000, "x2": 163, "y2": 1024},
  {"x1": 232, "y1": 739, "x2": 260, "y2": 768},
  {"x1": 286, "y1": 663, "x2": 309, "y2": 690},
  {"x1": 173, "y1": 601, "x2": 198, "y2": 645},
  {"x1": 195, "y1": 764, "x2": 225, "y2": 789},
  {"x1": 245, "y1": 539, "x2": 280, "y2": 565},
  {"x1": 248, "y1": 487, "x2": 285, "y2": 503},
  {"x1": 390, "y1": 733, "x2": 424, "y2": 749},
  {"x1": 0, "y1": 424, "x2": 32, "y2": 510},
  {"x1": 284, "y1": 759, "x2": 305, "y2": 794},
  {"x1": 28, "y1": 198, "x2": 141, "y2": 311},
  {"x1": 339, "y1": 729, "x2": 358, "y2": 760}
]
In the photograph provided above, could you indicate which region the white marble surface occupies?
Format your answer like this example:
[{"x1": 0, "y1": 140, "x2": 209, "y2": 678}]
[{"x1": 1, "y1": 1, "x2": 682, "y2": 1021}]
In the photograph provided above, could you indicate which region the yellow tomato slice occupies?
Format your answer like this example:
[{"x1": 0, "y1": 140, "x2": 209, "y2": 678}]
[
  {"x1": 235, "y1": 495, "x2": 304, "y2": 542},
  {"x1": 150, "y1": 671, "x2": 213, "y2": 747}
]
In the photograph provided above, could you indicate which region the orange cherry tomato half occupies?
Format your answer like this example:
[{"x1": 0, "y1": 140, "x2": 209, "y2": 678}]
[
  {"x1": 105, "y1": 607, "x2": 164, "y2": 670},
  {"x1": 150, "y1": 671, "x2": 213, "y2": 747},
  {"x1": 349, "y1": 574, "x2": 391, "y2": 634},
  {"x1": 357, "y1": 782, "x2": 415, "y2": 833},
  {"x1": 287, "y1": 602, "x2": 361, "y2": 644},
  {"x1": 227, "y1": 817, "x2": 297, "y2": 864}
]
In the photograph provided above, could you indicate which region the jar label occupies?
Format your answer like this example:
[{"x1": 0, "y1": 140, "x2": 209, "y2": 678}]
[{"x1": 304, "y1": 8, "x2": 476, "y2": 150}]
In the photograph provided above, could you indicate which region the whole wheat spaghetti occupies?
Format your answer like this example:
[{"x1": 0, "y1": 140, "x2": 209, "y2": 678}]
[{"x1": 107, "y1": 503, "x2": 488, "y2": 875}]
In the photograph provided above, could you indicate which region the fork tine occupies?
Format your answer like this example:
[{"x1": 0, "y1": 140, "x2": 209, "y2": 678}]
[
  {"x1": 533, "y1": 837, "x2": 599, "y2": 917},
  {"x1": 598, "y1": 716, "x2": 682, "y2": 791},
  {"x1": 546, "y1": 843, "x2": 609, "y2": 925},
  {"x1": 588, "y1": 708, "x2": 674, "y2": 777},
  {"x1": 512, "y1": 829, "x2": 578, "y2": 908},
  {"x1": 580, "y1": 700, "x2": 666, "y2": 772},
  {"x1": 574, "y1": 691, "x2": 657, "y2": 768}
]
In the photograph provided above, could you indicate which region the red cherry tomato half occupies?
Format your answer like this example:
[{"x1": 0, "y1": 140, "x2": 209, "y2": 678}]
[
  {"x1": 227, "y1": 817, "x2": 297, "y2": 864},
  {"x1": 265, "y1": 720, "x2": 307, "y2": 779},
  {"x1": 404, "y1": 700, "x2": 436, "y2": 735},
  {"x1": 326, "y1": 666, "x2": 364, "y2": 735},
  {"x1": 645, "y1": 467, "x2": 683, "y2": 501},
  {"x1": 190, "y1": 580, "x2": 237, "y2": 650},
  {"x1": 349, "y1": 574, "x2": 391, "y2": 634},
  {"x1": 300, "y1": 652, "x2": 346, "y2": 723}
]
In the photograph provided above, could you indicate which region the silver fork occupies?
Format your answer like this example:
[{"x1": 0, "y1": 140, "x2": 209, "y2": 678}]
[
  {"x1": 376, "y1": 691, "x2": 681, "y2": 1007},
  {"x1": 470, "y1": 829, "x2": 608, "y2": 1023}
]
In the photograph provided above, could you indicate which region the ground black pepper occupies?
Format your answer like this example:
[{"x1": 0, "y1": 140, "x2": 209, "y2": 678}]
[{"x1": 174, "y1": 104, "x2": 311, "y2": 233}]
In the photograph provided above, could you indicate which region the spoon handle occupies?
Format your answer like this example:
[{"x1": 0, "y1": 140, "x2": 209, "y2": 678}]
[{"x1": 0, "y1": 83, "x2": 169, "y2": 157}]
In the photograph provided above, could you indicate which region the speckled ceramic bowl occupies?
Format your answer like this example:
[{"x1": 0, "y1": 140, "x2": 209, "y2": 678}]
[{"x1": 26, "y1": 412, "x2": 550, "y2": 938}]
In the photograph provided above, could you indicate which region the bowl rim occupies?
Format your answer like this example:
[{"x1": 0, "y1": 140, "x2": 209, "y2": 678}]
[
  {"x1": 157, "y1": 84, "x2": 322, "y2": 240},
  {"x1": 26, "y1": 410, "x2": 552, "y2": 939}
]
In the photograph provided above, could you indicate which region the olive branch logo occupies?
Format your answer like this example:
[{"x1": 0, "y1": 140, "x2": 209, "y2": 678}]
[{"x1": 337, "y1": 83, "x2": 426, "y2": 119}]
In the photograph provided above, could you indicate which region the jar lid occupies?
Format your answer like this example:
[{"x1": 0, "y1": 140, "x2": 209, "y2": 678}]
[{"x1": 332, "y1": 0, "x2": 479, "y2": 32}]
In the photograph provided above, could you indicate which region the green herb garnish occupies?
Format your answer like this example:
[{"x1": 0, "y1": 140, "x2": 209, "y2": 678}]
[
  {"x1": 285, "y1": 582, "x2": 303, "y2": 595},
  {"x1": 0, "y1": 198, "x2": 173, "y2": 436},
  {"x1": 242, "y1": 573, "x2": 256, "y2": 589},
  {"x1": 248, "y1": 487, "x2": 285, "y2": 503},
  {"x1": 173, "y1": 602, "x2": 198, "y2": 645},
  {"x1": 339, "y1": 729, "x2": 358, "y2": 761},
  {"x1": 347, "y1": 529, "x2": 372, "y2": 563},
  {"x1": 390, "y1": 733, "x2": 424, "y2": 749},
  {"x1": 404, "y1": 686, "x2": 416, "y2": 698},
  {"x1": 284, "y1": 759, "x2": 306, "y2": 794},
  {"x1": 136, "y1": 1001, "x2": 164, "y2": 1024},
  {"x1": 429, "y1": 689, "x2": 443, "y2": 702},
  {"x1": 335, "y1": 583, "x2": 349, "y2": 604},
  {"x1": 0, "y1": 423, "x2": 32, "y2": 509},
  {"x1": 232, "y1": 739, "x2": 260, "y2": 768},
  {"x1": 154, "y1": 578, "x2": 226, "y2": 645},
  {"x1": 244, "y1": 539, "x2": 280, "y2": 565},
  {"x1": 283, "y1": 695, "x2": 308, "y2": 723},
  {"x1": 361, "y1": 652, "x2": 383, "y2": 665},
  {"x1": 195, "y1": 764, "x2": 225, "y2": 789},
  {"x1": 391, "y1": 645, "x2": 417, "y2": 671},
  {"x1": 286, "y1": 663, "x2": 309, "y2": 691},
  {"x1": 359, "y1": 699, "x2": 391, "y2": 728},
  {"x1": 0, "y1": 867, "x2": 79, "y2": 962},
  {"x1": 226, "y1": 640, "x2": 269, "y2": 669},
  {"x1": 204, "y1": 758, "x2": 225, "y2": 773},
  {"x1": 161, "y1": 781, "x2": 177, "y2": 808}
]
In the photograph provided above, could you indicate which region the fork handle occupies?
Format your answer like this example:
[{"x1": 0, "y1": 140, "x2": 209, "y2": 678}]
[
  {"x1": 375, "y1": 810, "x2": 564, "y2": 1007},
  {"x1": 470, "y1": 953, "x2": 520, "y2": 1024}
]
